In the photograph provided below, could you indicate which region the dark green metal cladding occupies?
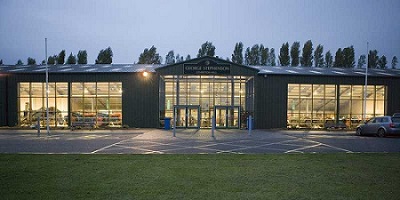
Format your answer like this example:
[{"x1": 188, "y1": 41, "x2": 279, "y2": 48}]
[
  {"x1": 121, "y1": 73, "x2": 159, "y2": 128},
  {"x1": 0, "y1": 75, "x2": 7, "y2": 126}
]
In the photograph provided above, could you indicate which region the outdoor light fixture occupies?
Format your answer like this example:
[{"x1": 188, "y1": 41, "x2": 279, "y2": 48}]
[{"x1": 143, "y1": 71, "x2": 148, "y2": 77}]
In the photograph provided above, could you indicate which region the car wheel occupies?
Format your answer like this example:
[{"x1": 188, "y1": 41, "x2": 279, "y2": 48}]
[
  {"x1": 356, "y1": 128, "x2": 362, "y2": 136},
  {"x1": 377, "y1": 128, "x2": 386, "y2": 137}
]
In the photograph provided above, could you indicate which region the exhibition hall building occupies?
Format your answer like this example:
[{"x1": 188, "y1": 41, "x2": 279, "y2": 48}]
[{"x1": 1, "y1": 56, "x2": 399, "y2": 130}]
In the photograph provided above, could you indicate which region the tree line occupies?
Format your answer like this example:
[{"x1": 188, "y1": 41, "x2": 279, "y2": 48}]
[{"x1": 2, "y1": 41, "x2": 398, "y2": 69}]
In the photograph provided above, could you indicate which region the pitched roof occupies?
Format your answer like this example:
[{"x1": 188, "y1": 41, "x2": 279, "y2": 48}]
[
  {"x1": 1, "y1": 59, "x2": 399, "y2": 78},
  {"x1": 0, "y1": 64, "x2": 163, "y2": 73},
  {"x1": 250, "y1": 65, "x2": 400, "y2": 77}
]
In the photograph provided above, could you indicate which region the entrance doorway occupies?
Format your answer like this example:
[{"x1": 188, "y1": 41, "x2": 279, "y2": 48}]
[
  {"x1": 214, "y1": 106, "x2": 240, "y2": 128},
  {"x1": 174, "y1": 105, "x2": 200, "y2": 128}
]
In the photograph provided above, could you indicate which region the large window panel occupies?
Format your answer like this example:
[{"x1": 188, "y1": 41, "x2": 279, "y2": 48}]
[{"x1": 18, "y1": 82, "x2": 68, "y2": 127}]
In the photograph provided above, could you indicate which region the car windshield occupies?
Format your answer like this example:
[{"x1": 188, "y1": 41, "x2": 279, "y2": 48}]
[{"x1": 392, "y1": 117, "x2": 400, "y2": 123}]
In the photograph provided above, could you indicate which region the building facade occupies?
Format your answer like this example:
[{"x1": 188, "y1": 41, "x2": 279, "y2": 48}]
[{"x1": 1, "y1": 56, "x2": 399, "y2": 129}]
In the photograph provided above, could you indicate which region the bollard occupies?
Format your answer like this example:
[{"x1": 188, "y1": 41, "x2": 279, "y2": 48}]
[
  {"x1": 211, "y1": 115, "x2": 215, "y2": 138},
  {"x1": 248, "y1": 115, "x2": 252, "y2": 136},
  {"x1": 37, "y1": 115, "x2": 41, "y2": 136},
  {"x1": 173, "y1": 112, "x2": 176, "y2": 137}
]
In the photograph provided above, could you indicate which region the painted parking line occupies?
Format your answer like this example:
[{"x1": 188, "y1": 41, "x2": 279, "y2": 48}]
[
  {"x1": 90, "y1": 137, "x2": 135, "y2": 153},
  {"x1": 285, "y1": 144, "x2": 322, "y2": 153},
  {"x1": 284, "y1": 139, "x2": 353, "y2": 153},
  {"x1": 90, "y1": 132, "x2": 354, "y2": 154}
]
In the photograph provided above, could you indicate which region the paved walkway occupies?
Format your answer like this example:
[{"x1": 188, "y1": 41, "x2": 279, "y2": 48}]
[{"x1": 0, "y1": 128, "x2": 399, "y2": 154}]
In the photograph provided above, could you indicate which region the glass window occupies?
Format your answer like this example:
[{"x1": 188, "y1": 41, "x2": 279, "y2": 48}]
[
  {"x1": 338, "y1": 85, "x2": 386, "y2": 128},
  {"x1": 56, "y1": 83, "x2": 68, "y2": 97},
  {"x1": 72, "y1": 83, "x2": 83, "y2": 97},
  {"x1": 18, "y1": 81, "x2": 122, "y2": 128},
  {"x1": 160, "y1": 75, "x2": 249, "y2": 128},
  {"x1": 288, "y1": 84, "x2": 337, "y2": 129},
  {"x1": 18, "y1": 82, "x2": 68, "y2": 128}
]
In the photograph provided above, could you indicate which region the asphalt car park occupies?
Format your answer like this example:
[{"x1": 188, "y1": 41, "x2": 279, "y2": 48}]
[{"x1": 0, "y1": 128, "x2": 399, "y2": 154}]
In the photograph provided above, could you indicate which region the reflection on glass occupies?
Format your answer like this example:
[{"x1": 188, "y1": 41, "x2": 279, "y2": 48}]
[
  {"x1": 18, "y1": 82, "x2": 69, "y2": 128},
  {"x1": 18, "y1": 82, "x2": 122, "y2": 128},
  {"x1": 161, "y1": 75, "x2": 250, "y2": 128},
  {"x1": 288, "y1": 84, "x2": 386, "y2": 129}
]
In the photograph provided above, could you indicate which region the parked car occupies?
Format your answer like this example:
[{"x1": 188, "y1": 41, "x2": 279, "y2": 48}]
[
  {"x1": 356, "y1": 116, "x2": 400, "y2": 137},
  {"x1": 393, "y1": 113, "x2": 400, "y2": 117}
]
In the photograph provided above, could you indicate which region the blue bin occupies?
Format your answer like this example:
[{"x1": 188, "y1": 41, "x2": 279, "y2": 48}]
[
  {"x1": 247, "y1": 117, "x2": 254, "y2": 130},
  {"x1": 164, "y1": 118, "x2": 171, "y2": 130}
]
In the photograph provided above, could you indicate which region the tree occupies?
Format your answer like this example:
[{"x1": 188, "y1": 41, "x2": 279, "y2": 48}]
[
  {"x1": 47, "y1": 55, "x2": 56, "y2": 65},
  {"x1": 391, "y1": 56, "x2": 398, "y2": 69},
  {"x1": 95, "y1": 47, "x2": 113, "y2": 64},
  {"x1": 231, "y1": 42, "x2": 244, "y2": 64},
  {"x1": 378, "y1": 55, "x2": 387, "y2": 69},
  {"x1": 57, "y1": 50, "x2": 66, "y2": 64},
  {"x1": 27, "y1": 57, "x2": 36, "y2": 65},
  {"x1": 269, "y1": 48, "x2": 276, "y2": 66},
  {"x1": 138, "y1": 46, "x2": 161, "y2": 64},
  {"x1": 16, "y1": 59, "x2": 24, "y2": 65},
  {"x1": 165, "y1": 50, "x2": 175, "y2": 64},
  {"x1": 77, "y1": 50, "x2": 88, "y2": 64},
  {"x1": 259, "y1": 45, "x2": 269, "y2": 66},
  {"x1": 313, "y1": 44, "x2": 324, "y2": 67},
  {"x1": 176, "y1": 54, "x2": 183, "y2": 63},
  {"x1": 301, "y1": 40, "x2": 313, "y2": 67},
  {"x1": 244, "y1": 47, "x2": 251, "y2": 65},
  {"x1": 66, "y1": 52, "x2": 77, "y2": 64},
  {"x1": 368, "y1": 50, "x2": 379, "y2": 68},
  {"x1": 197, "y1": 41, "x2": 215, "y2": 57},
  {"x1": 333, "y1": 48, "x2": 343, "y2": 67},
  {"x1": 185, "y1": 54, "x2": 191, "y2": 61},
  {"x1": 357, "y1": 55, "x2": 366, "y2": 68},
  {"x1": 0, "y1": 59, "x2": 3, "y2": 65},
  {"x1": 249, "y1": 44, "x2": 260, "y2": 65},
  {"x1": 342, "y1": 46, "x2": 355, "y2": 68},
  {"x1": 279, "y1": 42, "x2": 290, "y2": 66},
  {"x1": 325, "y1": 51, "x2": 333, "y2": 68},
  {"x1": 290, "y1": 42, "x2": 300, "y2": 66}
]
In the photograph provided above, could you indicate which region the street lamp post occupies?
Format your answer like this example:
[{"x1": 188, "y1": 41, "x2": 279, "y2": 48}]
[{"x1": 45, "y1": 38, "x2": 50, "y2": 135}]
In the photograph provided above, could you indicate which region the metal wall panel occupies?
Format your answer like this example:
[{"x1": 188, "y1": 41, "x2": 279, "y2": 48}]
[
  {"x1": 0, "y1": 75, "x2": 7, "y2": 126},
  {"x1": 121, "y1": 73, "x2": 159, "y2": 128}
]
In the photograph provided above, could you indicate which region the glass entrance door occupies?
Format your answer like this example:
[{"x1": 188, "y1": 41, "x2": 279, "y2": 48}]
[
  {"x1": 214, "y1": 106, "x2": 240, "y2": 128},
  {"x1": 174, "y1": 105, "x2": 200, "y2": 128},
  {"x1": 187, "y1": 107, "x2": 199, "y2": 128}
]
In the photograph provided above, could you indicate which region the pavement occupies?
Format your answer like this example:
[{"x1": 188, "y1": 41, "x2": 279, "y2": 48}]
[{"x1": 0, "y1": 128, "x2": 400, "y2": 154}]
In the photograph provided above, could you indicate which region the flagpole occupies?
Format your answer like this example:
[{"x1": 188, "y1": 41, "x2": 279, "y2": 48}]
[{"x1": 363, "y1": 42, "x2": 369, "y2": 123}]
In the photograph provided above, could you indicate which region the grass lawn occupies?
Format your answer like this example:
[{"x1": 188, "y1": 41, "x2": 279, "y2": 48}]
[{"x1": 1, "y1": 153, "x2": 400, "y2": 199}]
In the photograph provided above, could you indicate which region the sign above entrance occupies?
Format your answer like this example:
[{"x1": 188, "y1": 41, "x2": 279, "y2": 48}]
[{"x1": 183, "y1": 60, "x2": 231, "y2": 75}]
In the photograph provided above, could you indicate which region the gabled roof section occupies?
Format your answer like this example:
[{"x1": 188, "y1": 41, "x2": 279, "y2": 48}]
[
  {"x1": 0, "y1": 64, "x2": 164, "y2": 73},
  {"x1": 155, "y1": 56, "x2": 259, "y2": 76}
]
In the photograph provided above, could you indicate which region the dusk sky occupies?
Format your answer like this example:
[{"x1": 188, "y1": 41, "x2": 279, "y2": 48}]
[{"x1": 1, "y1": 0, "x2": 399, "y2": 66}]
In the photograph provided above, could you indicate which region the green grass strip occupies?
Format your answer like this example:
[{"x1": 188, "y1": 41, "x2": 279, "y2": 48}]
[{"x1": 1, "y1": 154, "x2": 400, "y2": 199}]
